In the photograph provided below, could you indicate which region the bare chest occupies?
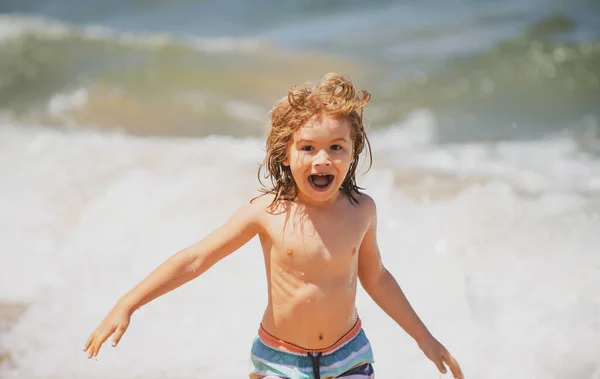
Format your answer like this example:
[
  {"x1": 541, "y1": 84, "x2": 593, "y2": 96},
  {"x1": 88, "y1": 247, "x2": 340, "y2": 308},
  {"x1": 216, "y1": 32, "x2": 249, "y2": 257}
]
[{"x1": 264, "y1": 207, "x2": 368, "y2": 277}]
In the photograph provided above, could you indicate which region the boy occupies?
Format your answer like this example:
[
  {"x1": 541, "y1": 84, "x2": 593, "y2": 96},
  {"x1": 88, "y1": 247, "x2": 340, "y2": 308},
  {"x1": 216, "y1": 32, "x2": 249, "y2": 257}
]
[{"x1": 83, "y1": 73, "x2": 464, "y2": 379}]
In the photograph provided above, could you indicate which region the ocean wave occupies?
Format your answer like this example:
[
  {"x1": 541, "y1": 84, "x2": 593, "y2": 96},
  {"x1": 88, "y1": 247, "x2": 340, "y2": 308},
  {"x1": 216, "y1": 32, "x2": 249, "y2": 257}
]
[
  {"x1": 1, "y1": 12, "x2": 598, "y2": 141},
  {"x1": 0, "y1": 14, "x2": 263, "y2": 53},
  {"x1": 375, "y1": 13, "x2": 600, "y2": 141}
]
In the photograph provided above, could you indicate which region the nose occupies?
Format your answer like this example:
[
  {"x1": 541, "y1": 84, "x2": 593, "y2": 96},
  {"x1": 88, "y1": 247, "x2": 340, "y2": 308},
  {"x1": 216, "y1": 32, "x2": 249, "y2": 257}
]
[{"x1": 314, "y1": 149, "x2": 331, "y2": 166}]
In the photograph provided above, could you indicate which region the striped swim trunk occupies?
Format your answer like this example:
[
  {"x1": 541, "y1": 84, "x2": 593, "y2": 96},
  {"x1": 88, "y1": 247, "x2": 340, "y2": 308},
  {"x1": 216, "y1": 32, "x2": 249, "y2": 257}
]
[{"x1": 249, "y1": 318, "x2": 374, "y2": 379}]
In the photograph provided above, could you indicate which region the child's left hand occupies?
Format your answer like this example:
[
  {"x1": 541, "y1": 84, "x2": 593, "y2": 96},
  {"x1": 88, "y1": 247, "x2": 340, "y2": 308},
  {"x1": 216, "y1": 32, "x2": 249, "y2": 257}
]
[{"x1": 417, "y1": 335, "x2": 464, "y2": 379}]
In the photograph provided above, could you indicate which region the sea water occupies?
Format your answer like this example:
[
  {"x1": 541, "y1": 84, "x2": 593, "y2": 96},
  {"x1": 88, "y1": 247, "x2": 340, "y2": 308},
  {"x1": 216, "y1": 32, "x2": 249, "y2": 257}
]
[{"x1": 1, "y1": 1, "x2": 600, "y2": 378}]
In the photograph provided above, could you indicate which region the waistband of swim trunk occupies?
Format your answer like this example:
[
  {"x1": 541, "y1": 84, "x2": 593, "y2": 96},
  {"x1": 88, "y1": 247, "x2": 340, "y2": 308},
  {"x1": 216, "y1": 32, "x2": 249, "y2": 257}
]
[{"x1": 258, "y1": 318, "x2": 362, "y2": 355}]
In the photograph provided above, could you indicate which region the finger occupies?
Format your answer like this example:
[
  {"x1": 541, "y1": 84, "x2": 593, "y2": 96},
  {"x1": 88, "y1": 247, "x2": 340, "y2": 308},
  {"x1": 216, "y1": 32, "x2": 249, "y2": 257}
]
[
  {"x1": 91, "y1": 328, "x2": 114, "y2": 358},
  {"x1": 442, "y1": 353, "x2": 464, "y2": 379},
  {"x1": 87, "y1": 337, "x2": 100, "y2": 359},
  {"x1": 94, "y1": 335, "x2": 109, "y2": 357},
  {"x1": 83, "y1": 334, "x2": 94, "y2": 352},
  {"x1": 89, "y1": 340, "x2": 101, "y2": 358},
  {"x1": 88, "y1": 342, "x2": 96, "y2": 359},
  {"x1": 112, "y1": 325, "x2": 128, "y2": 347},
  {"x1": 434, "y1": 358, "x2": 447, "y2": 375},
  {"x1": 93, "y1": 341, "x2": 103, "y2": 358}
]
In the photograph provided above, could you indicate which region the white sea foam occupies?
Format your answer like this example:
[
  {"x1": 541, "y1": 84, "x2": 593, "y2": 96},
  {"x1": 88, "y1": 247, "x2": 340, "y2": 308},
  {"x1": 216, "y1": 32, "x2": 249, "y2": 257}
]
[
  {"x1": 47, "y1": 89, "x2": 89, "y2": 118},
  {"x1": 0, "y1": 118, "x2": 599, "y2": 379},
  {"x1": 370, "y1": 110, "x2": 600, "y2": 196},
  {"x1": 0, "y1": 14, "x2": 71, "y2": 42}
]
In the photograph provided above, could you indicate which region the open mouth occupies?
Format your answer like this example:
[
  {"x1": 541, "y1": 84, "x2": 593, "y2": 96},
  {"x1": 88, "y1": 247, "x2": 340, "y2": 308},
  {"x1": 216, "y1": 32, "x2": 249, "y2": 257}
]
[{"x1": 308, "y1": 174, "x2": 334, "y2": 191}]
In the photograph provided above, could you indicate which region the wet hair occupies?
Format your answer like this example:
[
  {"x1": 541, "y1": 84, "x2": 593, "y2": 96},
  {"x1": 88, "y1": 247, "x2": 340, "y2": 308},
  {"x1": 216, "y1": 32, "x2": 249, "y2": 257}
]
[{"x1": 258, "y1": 73, "x2": 372, "y2": 205}]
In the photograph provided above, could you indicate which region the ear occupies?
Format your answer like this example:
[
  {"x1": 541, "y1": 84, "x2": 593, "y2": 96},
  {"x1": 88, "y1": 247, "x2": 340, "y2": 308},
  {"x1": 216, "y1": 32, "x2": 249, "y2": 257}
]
[
  {"x1": 282, "y1": 147, "x2": 290, "y2": 166},
  {"x1": 282, "y1": 137, "x2": 293, "y2": 166}
]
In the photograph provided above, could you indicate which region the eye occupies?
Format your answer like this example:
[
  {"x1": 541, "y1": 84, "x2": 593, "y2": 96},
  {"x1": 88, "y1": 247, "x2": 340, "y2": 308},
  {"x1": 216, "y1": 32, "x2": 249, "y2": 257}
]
[
  {"x1": 330, "y1": 145, "x2": 342, "y2": 151},
  {"x1": 301, "y1": 145, "x2": 314, "y2": 152}
]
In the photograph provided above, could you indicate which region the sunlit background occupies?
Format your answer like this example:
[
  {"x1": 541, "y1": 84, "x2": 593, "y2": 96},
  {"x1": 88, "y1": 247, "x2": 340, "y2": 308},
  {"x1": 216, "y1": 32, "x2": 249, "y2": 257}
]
[{"x1": 1, "y1": 1, "x2": 599, "y2": 378}]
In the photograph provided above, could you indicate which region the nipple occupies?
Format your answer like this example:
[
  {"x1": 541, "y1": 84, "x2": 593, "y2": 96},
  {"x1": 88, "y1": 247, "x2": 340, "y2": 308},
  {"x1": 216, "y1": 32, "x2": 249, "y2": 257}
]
[{"x1": 287, "y1": 249, "x2": 294, "y2": 256}]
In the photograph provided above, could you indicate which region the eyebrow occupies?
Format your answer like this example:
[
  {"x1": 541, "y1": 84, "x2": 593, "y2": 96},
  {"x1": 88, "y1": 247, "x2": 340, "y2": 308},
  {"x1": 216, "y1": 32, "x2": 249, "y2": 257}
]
[{"x1": 296, "y1": 138, "x2": 348, "y2": 144}]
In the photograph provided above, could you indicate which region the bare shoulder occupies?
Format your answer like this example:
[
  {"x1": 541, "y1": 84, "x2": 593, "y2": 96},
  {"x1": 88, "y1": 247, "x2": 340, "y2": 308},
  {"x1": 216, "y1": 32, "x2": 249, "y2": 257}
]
[
  {"x1": 226, "y1": 194, "x2": 272, "y2": 229},
  {"x1": 248, "y1": 193, "x2": 276, "y2": 212},
  {"x1": 354, "y1": 191, "x2": 377, "y2": 220},
  {"x1": 251, "y1": 192, "x2": 295, "y2": 216},
  {"x1": 245, "y1": 193, "x2": 281, "y2": 222}
]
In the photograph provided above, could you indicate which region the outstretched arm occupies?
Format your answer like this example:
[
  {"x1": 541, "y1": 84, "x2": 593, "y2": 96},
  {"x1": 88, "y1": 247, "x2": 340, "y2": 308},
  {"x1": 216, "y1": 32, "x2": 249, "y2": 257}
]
[
  {"x1": 357, "y1": 196, "x2": 464, "y2": 379},
  {"x1": 83, "y1": 201, "x2": 262, "y2": 358}
]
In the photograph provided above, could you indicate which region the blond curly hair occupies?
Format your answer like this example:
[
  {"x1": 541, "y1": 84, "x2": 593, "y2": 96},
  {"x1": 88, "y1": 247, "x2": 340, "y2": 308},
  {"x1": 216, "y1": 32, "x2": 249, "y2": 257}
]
[{"x1": 258, "y1": 73, "x2": 372, "y2": 205}]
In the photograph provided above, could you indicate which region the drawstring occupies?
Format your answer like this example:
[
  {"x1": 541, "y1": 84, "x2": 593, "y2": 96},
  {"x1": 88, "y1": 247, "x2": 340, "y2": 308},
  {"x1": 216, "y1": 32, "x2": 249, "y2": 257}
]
[{"x1": 308, "y1": 352, "x2": 322, "y2": 379}]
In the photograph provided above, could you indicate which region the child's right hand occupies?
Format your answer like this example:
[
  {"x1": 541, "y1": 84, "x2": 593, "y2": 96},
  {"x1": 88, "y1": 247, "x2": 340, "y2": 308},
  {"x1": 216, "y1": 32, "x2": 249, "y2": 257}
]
[{"x1": 83, "y1": 302, "x2": 132, "y2": 358}]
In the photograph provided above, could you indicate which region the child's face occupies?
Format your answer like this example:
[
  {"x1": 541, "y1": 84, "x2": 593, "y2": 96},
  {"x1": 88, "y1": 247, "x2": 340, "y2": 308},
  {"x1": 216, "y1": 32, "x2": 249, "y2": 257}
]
[{"x1": 284, "y1": 114, "x2": 354, "y2": 205}]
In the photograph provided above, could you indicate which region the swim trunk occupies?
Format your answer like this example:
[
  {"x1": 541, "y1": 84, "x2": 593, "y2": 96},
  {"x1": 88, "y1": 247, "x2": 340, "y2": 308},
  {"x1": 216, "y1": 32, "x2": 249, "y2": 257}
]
[{"x1": 249, "y1": 318, "x2": 374, "y2": 379}]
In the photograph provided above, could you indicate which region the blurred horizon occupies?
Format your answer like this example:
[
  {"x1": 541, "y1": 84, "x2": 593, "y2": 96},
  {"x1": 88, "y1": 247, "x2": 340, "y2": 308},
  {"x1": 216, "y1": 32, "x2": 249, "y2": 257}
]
[{"x1": 1, "y1": 0, "x2": 599, "y2": 145}]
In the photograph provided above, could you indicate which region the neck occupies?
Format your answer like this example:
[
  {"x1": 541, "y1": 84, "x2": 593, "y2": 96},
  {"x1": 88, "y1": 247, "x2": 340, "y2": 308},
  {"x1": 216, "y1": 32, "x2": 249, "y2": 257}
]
[{"x1": 296, "y1": 190, "x2": 342, "y2": 209}]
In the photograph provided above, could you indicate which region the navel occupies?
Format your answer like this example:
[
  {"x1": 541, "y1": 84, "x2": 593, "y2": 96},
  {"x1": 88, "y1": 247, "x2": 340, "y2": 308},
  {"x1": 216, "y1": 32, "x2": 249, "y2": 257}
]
[
  {"x1": 351, "y1": 247, "x2": 357, "y2": 255},
  {"x1": 318, "y1": 333, "x2": 323, "y2": 340}
]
